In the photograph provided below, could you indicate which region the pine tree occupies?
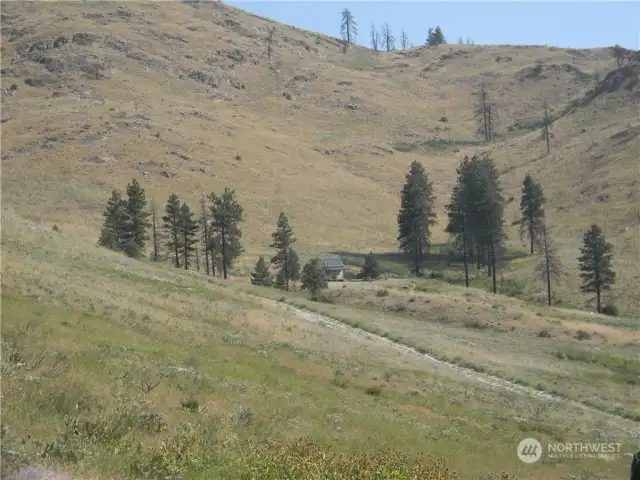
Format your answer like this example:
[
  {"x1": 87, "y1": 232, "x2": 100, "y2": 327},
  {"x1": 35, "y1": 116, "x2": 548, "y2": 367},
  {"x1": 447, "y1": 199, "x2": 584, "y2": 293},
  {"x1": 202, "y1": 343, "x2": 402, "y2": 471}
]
[
  {"x1": 125, "y1": 178, "x2": 151, "y2": 254},
  {"x1": 381, "y1": 23, "x2": 395, "y2": 52},
  {"x1": 400, "y1": 29, "x2": 409, "y2": 50},
  {"x1": 370, "y1": 22, "x2": 379, "y2": 52},
  {"x1": 542, "y1": 101, "x2": 552, "y2": 154},
  {"x1": 209, "y1": 187, "x2": 244, "y2": 280},
  {"x1": 251, "y1": 256, "x2": 273, "y2": 286},
  {"x1": 150, "y1": 200, "x2": 162, "y2": 262},
  {"x1": 301, "y1": 257, "x2": 328, "y2": 295},
  {"x1": 578, "y1": 224, "x2": 615, "y2": 313},
  {"x1": 288, "y1": 248, "x2": 301, "y2": 290},
  {"x1": 163, "y1": 193, "x2": 182, "y2": 268},
  {"x1": 445, "y1": 154, "x2": 506, "y2": 291},
  {"x1": 473, "y1": 82, "x2": 499, "y2": 141},
  {"x1": 179, "y1": 202, "x2": 199, "y2": 270},
  {"x1": 426, "y1": 26, "x2": 446, "y2": 46},
  {"x1": 98, "y1": 189, "x2": 128, "y2": 251},
  {"x1": 340, "y1": 9, "x2": 358, "y2": 46},
  {"x1": 360, "y1": 252, "x2": 381, "y2": 281},
  {"x1": 270, "y1": 212, "x2": 296, "y2": 291},
  {"x1": 397, "y1": 160, "x2": 437, "y2": 277},
  {"x1": 534, "y1": 224, "x2": 564, "y2": 306},
  {"x1": 267, "y1": 27, "x2": 275, "y2": 61},
  {"x1": 200, "y1": 195, "x2": 212, "y2": 275},
  {"x1": 518, "y1": 173, "x2": 546, "y2": 254}
]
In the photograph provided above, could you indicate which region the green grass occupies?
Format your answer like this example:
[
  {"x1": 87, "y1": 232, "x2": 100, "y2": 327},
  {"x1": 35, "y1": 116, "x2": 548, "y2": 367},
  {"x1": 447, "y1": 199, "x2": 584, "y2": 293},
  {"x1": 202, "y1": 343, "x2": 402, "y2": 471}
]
[{"x1": 391, "y1": 139, "x2": 456, "y2": 154}]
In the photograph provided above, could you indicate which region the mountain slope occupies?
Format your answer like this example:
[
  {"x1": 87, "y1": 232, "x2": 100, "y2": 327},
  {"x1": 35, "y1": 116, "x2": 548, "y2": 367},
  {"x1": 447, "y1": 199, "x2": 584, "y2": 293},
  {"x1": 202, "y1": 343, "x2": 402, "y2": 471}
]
[{"x1": 1, "y1": 0, "x2": 638, "y2": 311}]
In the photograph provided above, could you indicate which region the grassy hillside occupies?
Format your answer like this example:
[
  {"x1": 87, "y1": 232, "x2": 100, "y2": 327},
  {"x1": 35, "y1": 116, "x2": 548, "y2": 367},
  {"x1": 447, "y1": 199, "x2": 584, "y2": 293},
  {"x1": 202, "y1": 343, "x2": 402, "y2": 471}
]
[
  {"x1": 1, "y1": 2, "x2": 639, "y2": 478},
  {"x1": 1, "y1": 0, "x2": 639, "y2": 313},
  {"x1": 1, "y1": 211, "x2": 638, "y2": 479}
]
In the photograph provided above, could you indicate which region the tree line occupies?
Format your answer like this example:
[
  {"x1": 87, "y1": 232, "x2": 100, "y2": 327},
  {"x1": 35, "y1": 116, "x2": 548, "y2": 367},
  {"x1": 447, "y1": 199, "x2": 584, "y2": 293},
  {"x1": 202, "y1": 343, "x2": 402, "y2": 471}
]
[{"x1": 397, "y1": 157, "x2": 617, "y2": 314}]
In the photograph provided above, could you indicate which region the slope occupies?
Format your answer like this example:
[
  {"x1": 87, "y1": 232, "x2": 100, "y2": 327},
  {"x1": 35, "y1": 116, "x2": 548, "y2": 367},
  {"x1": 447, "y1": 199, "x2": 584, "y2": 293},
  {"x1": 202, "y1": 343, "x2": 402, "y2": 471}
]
[{"x1": 1, "y1": 0, "x2": 638, "y2": 311}]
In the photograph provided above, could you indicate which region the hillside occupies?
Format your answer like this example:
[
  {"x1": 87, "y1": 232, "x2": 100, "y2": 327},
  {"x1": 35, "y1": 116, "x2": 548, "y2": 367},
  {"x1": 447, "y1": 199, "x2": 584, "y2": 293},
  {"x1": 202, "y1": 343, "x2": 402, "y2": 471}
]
[
  {"x1": 1, "y1": 2, "x2": 639, "y2": 304},
  {"x1": 2, "y1": 3, "x2": 640, "y2": 479}
]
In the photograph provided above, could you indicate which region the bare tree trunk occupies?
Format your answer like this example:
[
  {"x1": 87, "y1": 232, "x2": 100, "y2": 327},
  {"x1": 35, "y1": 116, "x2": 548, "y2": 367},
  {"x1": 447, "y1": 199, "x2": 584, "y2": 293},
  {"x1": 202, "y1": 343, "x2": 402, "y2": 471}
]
[
  {"x1": 543, "y1": 226, "x2": 552, "y2": 306},
  {"x1": 462, "y1": 221, "x2": 469, "y2": 288}
]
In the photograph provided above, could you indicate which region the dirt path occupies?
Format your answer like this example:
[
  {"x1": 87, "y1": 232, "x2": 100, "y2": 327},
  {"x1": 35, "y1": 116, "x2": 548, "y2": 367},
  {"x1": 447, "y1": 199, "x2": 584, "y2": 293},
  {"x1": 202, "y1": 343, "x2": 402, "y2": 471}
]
[{"x1": 280, "y1": 303, "x2": 639, "y2": 434}]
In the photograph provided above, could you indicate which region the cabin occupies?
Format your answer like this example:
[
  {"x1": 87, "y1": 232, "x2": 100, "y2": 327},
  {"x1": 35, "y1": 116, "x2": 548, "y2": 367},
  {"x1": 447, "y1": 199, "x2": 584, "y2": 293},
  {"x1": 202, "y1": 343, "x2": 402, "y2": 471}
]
[{"x1": 317, "y1": 255, "x2": 346, "y2": 282}]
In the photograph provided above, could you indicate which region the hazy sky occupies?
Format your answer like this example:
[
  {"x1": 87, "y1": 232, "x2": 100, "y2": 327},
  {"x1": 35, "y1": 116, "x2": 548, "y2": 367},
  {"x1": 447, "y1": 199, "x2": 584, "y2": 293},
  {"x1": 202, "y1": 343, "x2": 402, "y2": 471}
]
[{"x1": 227, "y1": 1, "x2": 639, "y2": 50}]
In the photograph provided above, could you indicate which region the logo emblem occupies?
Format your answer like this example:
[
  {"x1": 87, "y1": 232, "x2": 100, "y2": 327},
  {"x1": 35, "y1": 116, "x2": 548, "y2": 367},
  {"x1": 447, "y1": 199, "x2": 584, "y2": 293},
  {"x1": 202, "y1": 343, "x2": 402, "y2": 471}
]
[{"x1": 517, "y1": 437, "x2": 542, "y2": 463}]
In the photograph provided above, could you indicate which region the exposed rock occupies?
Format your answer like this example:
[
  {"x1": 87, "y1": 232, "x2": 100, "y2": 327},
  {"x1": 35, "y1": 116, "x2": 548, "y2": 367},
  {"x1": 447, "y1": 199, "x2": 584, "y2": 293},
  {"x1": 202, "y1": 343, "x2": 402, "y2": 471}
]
[{"x1": 71, "y1": 32, "x2": 100, "y2": 45}]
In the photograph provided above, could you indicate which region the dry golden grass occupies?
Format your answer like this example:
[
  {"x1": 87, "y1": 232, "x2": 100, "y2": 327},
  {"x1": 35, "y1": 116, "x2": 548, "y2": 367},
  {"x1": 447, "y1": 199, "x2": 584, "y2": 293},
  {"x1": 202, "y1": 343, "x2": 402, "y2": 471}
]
[{"x1": 1, "y1": 0, "x2": 638, "y2": 312}]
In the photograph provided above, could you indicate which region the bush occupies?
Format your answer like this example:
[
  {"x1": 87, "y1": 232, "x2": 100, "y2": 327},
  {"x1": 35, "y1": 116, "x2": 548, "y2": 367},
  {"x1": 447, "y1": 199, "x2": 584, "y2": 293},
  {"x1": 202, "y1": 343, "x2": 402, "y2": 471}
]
[
  {"x1": 365, "y1": 386, "x2": 382, "y2": 396},
  {"x1": 376, "y1": 289, "x2": 389, "y2": 298},
  {"x1": 602, "y1": 304, "x2": 619, "y2": 316},
  {"x1": 575, "y1": 330, "x2": 592, "y2": 341},
  {"x1": 537, "y1": 329, "x2": 552, "y2": 338}
]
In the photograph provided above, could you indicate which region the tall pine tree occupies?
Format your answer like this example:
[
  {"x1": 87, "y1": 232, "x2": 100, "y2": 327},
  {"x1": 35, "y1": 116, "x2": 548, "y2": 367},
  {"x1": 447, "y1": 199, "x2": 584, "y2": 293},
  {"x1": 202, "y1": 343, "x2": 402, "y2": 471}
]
[
  {"x1": 270, "y1": 212, "x2": 296, "y2": 291},
  {"x1": 150, "y1": 200, "x2": 162, "y2": 262},
  {"x1": 301, "y1": 257, "x2": 328, "y2": 296},
  {"x1": 518, "y1": 173, "x2": 546, "y2": 254},
  {"x1": 163, "y1": 193, "x2": 182, "y2": 268},
  {"x1": 209, "y1": 187, "x2": 244, "y2": 280},
  {"x1": 397, "y1": 160, "x2": 437, "y2": 277},
  {"x1": 125, "y1": 179, "x2": 151, "y2": 254},
  {"x1": 534, "y1": 224, "x2": 564, "y2": 306},
  {"x1": 179, "y1": 202, "x2": 199, "y2": 270},
  {"x1": 578, "y1": 224, "x2": 615, "y2": 313},
  {"x1": 98, "y1": 189, "x2": 128, "y2": 251}
]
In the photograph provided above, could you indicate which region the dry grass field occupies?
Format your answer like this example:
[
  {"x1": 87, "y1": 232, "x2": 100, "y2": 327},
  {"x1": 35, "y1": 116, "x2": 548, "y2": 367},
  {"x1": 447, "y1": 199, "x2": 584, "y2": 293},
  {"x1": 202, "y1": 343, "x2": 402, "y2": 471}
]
[
  {"x1": 1, "y1": 0, "x2": 638, "y2": 310},
  {"x1": 1, "y1": 1, "x2": 640, "y2": 478}
]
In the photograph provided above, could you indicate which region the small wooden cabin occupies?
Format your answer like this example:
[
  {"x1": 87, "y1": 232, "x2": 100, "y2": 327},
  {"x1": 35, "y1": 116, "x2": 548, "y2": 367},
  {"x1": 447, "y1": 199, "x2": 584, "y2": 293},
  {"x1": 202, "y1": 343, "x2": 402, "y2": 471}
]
[{"x1": 317, "y1": 255, "x2": 346, "y2": 281}]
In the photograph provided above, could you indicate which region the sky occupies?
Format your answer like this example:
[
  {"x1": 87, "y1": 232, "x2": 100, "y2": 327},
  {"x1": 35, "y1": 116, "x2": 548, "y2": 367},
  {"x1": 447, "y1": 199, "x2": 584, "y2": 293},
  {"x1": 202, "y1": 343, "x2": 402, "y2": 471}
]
[{"x1": 226, "y1": 1, "x2": 639, "y2": 50}]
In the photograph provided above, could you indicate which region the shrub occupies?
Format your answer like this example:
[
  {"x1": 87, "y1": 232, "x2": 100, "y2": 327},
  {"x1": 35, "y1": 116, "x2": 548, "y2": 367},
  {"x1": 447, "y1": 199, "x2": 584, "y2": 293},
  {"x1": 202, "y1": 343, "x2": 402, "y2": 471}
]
[
  {"x1": 575, "y1": 330, "x2": 592, "y2": 341},
  {"x1": 602, "y1": 304, "x2": 619, "y2": 316},
  {"x1": 180, "y1": 397, "x2": 200, "y2": 412},
  {"x1": 376, "y1": 289, "x2": 389, "y2": 298},
  {"x1": 537, "y1": 329, "x2": 552, "y2": 338},
  {"x1": 365, "y1": 386, "x2": 382, "y2": 396}
]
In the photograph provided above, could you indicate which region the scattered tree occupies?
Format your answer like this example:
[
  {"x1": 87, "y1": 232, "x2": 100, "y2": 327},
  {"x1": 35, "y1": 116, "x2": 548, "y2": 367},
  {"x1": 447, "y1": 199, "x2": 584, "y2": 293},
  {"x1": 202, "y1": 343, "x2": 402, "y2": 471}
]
[
  {"x1": 381, "y1": 23, "x2": 395, "y2": 52},
  {"x1": 400, "y1": 29, "x2": 409, "y2": 50},
  {"x1": 251, "y1": 256, "x2": 273, "y2": 286},
  {"x1": 270, "y1": 212, "x2": 297, "y2": 291},
  {"x1": 179, "y1": 202, "x2": 199, "y2": 270},
  {"x1": 125, "y1": 178, "x2": 151, "y2": 254},
  {"x1": 267, "y1": 27, "x2": 275, "y2": 61},
  {"x1": 150, "y1": 200, "x2": 162, "y2": 262},
  {"x1": 445, "y1": 154, "x2": 506, "y2": 292},
  {"x1": 301, "y1": 257, "x2": 328, "y2": 295},
  {"x1": 611, "y1": 44, "x2": 628, "y2": 68},
  {"x1": 541, "y1": 101, "x2": 552, "y2": 154},
  {"x1": 200, "y1": 195, "x2": 212, "y2": 275},
  {"x1": 163, "y1": 193, "x2": 182, "y2": 268},
  {"x1": 534, "y1": 224, "x2": 564, "y2": 306},
  {"x1": 340, "y1": 9, "x2": 357, "y2": 47},
  {"x1": 209, "y1": 187, "x2": 245, "y2": 280},
  {"x1": 360, "y1": 252, "x2": 381, "y2": 281},
  {"x1": 397, "y1": 160, "x2": 437, "y2": 277},
  {"x1": 98, "y1": 189, "x2": 129, "y2": 252},
  {"x1": 426, "y1": 26, "x2": 446, "y2": 46},
  {"x1": 518, "y1": 173, "x2": 546, "y2": 254},
  {"x1": 370, "y1": 22, "x2": 379, "y2": 52},
  {"x1": 473, "y1": 82, "x2": 499, "y2": 141},
  {"x1": 578, "y1": 224, "x2": 615, "y2": 314}
]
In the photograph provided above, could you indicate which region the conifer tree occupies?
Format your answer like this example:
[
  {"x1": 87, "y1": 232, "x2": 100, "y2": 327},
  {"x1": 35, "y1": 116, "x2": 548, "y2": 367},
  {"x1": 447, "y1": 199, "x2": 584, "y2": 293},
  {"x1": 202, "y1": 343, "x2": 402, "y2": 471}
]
[
  {"x1": 400, "y1": 29, "x2": 409, "y2": 50},
  {"x1": 381, "y1": 23, "x2": 395, "y2": 52},
  {"x1": 541, "y1": 101, "x2": 552, "y2": 154},
  {"x1": 270, "y1": 212, "x2": 296, "y2": 291},
  {"x1": 163, "y1": 193, "x2": 182, "y2": 268},
  {"x1": 360, "y1": 252, "x2": 381, "y2": 280},
  {"x1": 179, "y1": 202, "x2": 199, "y2": 270},
  {"x1": 340, "y1": 9, "x2": 358, "y2": 46},
  {"x1": 578, "y1": 224, "x2": 615, "y2": 313},
  {"x1": 251, "y1": 256, "x2": 273, "y2": 286},
  {"x1": 200, "y1": 195, "x2": 212, "y2": 275},
  {"x1": 397, "y1": 160, "x2": 437, "y2": 277},
  {"x1": 370, "y1": 22, "x2": 379, "y2": 52},
  {"x1": 150, "y1": 200, "x2": 162, "y2": 262},
  {"x1": 209, "y1": 187, "x2": 244, "y2": 280},
  {"x1": 301, "y1": 257, "x2": 328, "y2": 295},
  {"x1": 426, "y1": 26, "x2": 446, "y2": 46},
  {"x1": 125, "y1": 178, "x2": 151, "y2": 253},
  {"x1": 98, "y1": 189, "x2": 129, "y2": 251},
  {"x1": 518, "y1": 173, "x2": 546, "y2": 254},
  {"x1": 534, "y1": 224, "x2": 564, "y2": 306}
]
